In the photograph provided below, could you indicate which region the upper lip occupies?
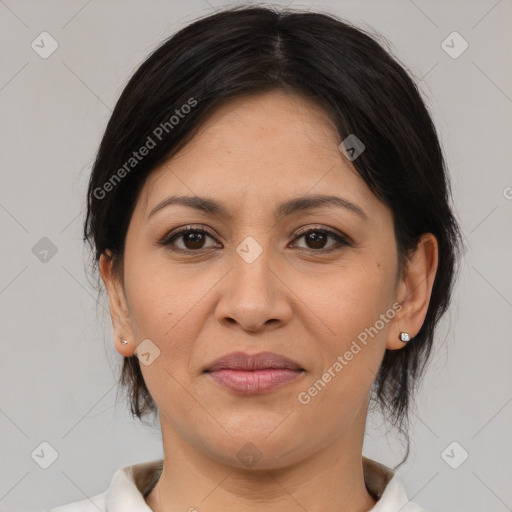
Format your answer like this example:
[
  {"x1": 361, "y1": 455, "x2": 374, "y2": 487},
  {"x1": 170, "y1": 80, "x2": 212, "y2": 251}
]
[{"x1": 204, "y1": 351, "x2": 304, "y2": 372}]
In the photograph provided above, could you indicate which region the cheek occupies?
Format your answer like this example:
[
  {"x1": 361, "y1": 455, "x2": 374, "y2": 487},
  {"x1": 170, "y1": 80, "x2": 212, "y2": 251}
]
[
  {"x1": 123, "y1": 264, "x2": 205, "y2": 418},
  {"x1": 123, "y1": 256, "x2": 216, "y2": 377},
  {"x1": 303, "y1": 255, "x2": 397, "y2": 391},
  {"x1": 293, "y1": 264, "x2": 395, "y2": 432},
  {"x1": 124, "y1": 270, "x2": 175, "y2": 341},
  {"x1": 316, "y1": 257, "x2": 396, "y2": 336},
  {"x1": 124, "y1": 249, "x2": 197, "y2": 336}
]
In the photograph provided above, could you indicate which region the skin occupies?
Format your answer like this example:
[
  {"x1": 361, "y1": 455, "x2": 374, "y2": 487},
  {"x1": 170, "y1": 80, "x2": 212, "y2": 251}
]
[{"x1": 100, "y1": 89, "x2": 438, "y2": 512}]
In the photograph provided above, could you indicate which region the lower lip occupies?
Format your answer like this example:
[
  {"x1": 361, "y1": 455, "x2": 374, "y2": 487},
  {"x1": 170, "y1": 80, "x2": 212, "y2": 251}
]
[{"x1": 206, "y1": 369, "x2": 304, "y2": 394}]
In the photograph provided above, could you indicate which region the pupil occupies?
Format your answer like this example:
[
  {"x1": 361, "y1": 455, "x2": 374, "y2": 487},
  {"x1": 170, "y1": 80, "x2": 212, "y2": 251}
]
[
  {"x1": 307, "y1": 231, "x2": 326, "y2": 249},
  {"x1": 185, "y1": 232, "x2": 204, "y2": 249}
]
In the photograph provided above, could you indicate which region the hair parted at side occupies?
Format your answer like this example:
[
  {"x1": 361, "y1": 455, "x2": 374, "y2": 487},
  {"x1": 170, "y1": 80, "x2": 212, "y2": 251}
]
[{"x1": 83, "y1": 5, "x2": 463, "y2": 458}]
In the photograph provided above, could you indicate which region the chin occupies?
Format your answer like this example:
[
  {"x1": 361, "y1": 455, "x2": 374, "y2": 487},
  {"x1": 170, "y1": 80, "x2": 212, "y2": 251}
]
[{"x1": 200, "y1": 430, "x2": 307, "y2": 471}]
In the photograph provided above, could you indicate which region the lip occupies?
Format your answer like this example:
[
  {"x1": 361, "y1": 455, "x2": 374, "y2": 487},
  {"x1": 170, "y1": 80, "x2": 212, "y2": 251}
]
[
  {"x1": 203, "y1": 351, "x2": 305, "y2": 395},
  {"x1": 204, "y1": 351, "x2": 304, "y2": 372}
]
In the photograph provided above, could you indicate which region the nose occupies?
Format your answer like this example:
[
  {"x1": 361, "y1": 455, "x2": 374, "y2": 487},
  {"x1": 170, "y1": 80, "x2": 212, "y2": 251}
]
[{"x1": 214, "y1": 243, "x2": 293, "y2": 333}]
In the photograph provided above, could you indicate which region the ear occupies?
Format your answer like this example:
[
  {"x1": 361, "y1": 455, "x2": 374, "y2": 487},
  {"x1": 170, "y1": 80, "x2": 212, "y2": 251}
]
[
  {"x1": 99, "y1": 251, "x2": 135, "y2": 357},
  {"x1": 387, "y1": 233, "x2": 439, "y2": 350}
]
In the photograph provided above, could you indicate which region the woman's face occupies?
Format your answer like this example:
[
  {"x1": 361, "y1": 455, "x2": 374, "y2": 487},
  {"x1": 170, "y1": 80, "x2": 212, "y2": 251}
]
[{"x1": 102, "y1": 90, "x2": 418, "y2": 468}]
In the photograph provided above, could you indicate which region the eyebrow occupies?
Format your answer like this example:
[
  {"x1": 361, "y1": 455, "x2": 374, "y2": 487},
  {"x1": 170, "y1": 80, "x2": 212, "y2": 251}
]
[{"x1": 148, "y1": 193, "x2": 368, "y2": 221}]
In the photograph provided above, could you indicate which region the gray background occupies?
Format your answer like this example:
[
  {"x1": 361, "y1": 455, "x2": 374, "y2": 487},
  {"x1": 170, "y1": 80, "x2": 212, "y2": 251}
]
[{"x1": 1, "y1": 1, "x2": 511, "y2": 511}]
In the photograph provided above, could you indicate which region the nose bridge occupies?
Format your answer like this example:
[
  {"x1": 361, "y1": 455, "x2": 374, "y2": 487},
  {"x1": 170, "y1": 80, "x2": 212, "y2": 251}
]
[
  {"x1": 214, "y1": 230, "x2": 292, "y2": 331},
  {"x1": 228, "y1": 194, "x2": 278, "y2": 275},
  {"x1": 231, "y1": 233, "x2": 276, "y2": 297}
]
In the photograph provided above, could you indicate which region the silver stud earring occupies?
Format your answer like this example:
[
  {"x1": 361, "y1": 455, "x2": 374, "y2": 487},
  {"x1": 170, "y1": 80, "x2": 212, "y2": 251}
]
[
  {"x1": 120, "y1": 338, "x2": 128, "y2": 345},
  {"x1": 399, "y1": 332, "x2": 411, "y2": 343}
]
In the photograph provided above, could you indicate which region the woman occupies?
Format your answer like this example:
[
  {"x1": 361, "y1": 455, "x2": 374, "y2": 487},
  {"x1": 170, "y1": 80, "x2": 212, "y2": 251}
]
[{"x1": 49, "y1": 5, "x2": 462, "y2": 511}]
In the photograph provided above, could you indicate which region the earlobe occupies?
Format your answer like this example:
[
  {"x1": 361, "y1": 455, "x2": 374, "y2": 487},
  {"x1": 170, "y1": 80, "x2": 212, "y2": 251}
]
[
  {"x1": 387, "y1": 233, "x2": 439, "y2": 350},
  {"x1": 99, "y1": 252, "x2": 135, "y2": 357}
]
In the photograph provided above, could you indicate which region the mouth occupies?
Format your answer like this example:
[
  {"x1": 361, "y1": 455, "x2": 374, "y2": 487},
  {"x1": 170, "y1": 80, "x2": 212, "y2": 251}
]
[{"x1": 203, "y1": 351, "x2": 305, "y2": 395}]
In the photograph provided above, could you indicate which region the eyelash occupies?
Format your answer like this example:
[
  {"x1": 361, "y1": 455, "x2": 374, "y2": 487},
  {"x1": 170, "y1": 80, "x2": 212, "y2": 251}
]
[{"x1": 159, "y1": 225, "x2": 351, "y2": 254}]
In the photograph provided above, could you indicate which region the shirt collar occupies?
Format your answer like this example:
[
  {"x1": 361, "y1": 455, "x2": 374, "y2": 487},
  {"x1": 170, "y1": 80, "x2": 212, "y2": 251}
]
[
  {"x1": 362, "y1": 457, "x2": 425, "y2": 511},
  {"x1": 105, "y1": 457, "x2": 423, "y2": 512}
]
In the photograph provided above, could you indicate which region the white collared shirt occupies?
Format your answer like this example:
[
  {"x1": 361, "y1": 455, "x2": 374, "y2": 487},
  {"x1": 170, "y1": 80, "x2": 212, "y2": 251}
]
[{"x1": 46, "y1": 457, "x2": 427, "y2": 512}]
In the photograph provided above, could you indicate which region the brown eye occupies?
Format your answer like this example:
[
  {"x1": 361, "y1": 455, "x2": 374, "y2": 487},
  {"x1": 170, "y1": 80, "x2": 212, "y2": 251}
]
[
  {"x1": 303, "y1": 231, "x2": 328, "y2": 250},
  {"x1": 292, "y1": 228, "x2": 350, "y2": 252},
  {"x1": 161, "y1": 227, "x2": 219, "y2": 251}
]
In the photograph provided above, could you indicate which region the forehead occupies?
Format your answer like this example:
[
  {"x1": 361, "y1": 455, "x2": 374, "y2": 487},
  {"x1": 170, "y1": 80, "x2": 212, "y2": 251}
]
[
  {"x1": 184, "y1": 90, "x2": 341, "y2": 165},
  {"x1": 136, "y1": 90, "x2": 379, "y2": 221}
]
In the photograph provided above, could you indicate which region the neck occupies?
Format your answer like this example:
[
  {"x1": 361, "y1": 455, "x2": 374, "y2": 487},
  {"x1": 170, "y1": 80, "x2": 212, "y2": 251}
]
[{"x1": 145, "y1": 413, "x2": 377, "y2": 512}]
